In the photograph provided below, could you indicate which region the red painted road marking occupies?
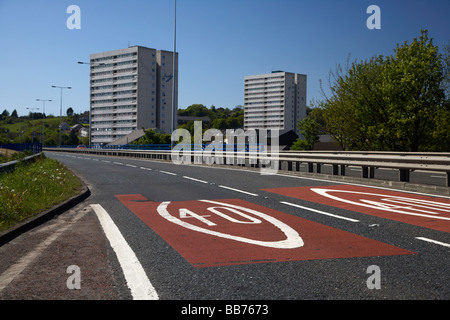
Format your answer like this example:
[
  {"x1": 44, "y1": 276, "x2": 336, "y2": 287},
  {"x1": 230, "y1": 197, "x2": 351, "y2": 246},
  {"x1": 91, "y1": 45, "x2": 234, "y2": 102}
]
[
  {"x1": 116, "y1": 194, "x2": 414, "y2": 268},
  {"x1": 263, "y1": 185, "x2": 450, "y2": 233}
]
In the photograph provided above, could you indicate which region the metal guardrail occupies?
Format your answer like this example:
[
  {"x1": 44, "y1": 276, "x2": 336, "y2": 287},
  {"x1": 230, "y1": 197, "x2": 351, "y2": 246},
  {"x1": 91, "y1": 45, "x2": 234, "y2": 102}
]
[
  {"x1": 0, "y1": 153, "x2": 43, "y2": 174},
  {"x1": 43, "y1": 147, "x2": 450, "y2": 187}
]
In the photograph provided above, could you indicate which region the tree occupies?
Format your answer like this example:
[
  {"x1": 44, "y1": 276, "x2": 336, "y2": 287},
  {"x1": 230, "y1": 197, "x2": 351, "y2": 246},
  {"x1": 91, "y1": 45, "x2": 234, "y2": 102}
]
[
  {"x1": 133, "y1": 128, "x2": 171, "y2": 145},
  {"x1": 382, "y1": 30, "x2": 447, "y2": 151},
  {"x1": 66, "y1": 107, "x2": 74, "y2": 116},
  {"x1": 319, "y1": 30, "x2": 449, "y2": 151},
  {"x1": 291, "y1": 117, "x2": 321, "y2": 150},
  {"x1": 11, "y1": 109, "x2": 18, "y2": 118},
  {"x1": 178, "y1": 104, "x2": 210, "y2": 118},
  {"x1": 67, "y1": 130, "x2": 79, "y2": 145},
  {"x1": 1, "y1": 109, "x2": 9, "y2": 118}
]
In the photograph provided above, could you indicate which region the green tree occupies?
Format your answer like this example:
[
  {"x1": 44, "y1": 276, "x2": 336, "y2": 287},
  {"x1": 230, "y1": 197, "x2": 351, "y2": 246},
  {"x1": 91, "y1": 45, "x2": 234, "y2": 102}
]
[
  {"x1": 66, "y1": 107, "x2": 74, "y2": 116},
  {"x1": 67, "y1": 130, "x2": 79, "y2": 145},
  {"x1": 134, "y1": 128, "x2": 171, "y2": 145},
  {"x1": 319, "y1": 30, "x2": 449, "y2": 151},
  {"x1": 1, "y1": 109, "x2": 9, "y2": 118},
  {"x1": 291, "y1": 117, "x2": 321, "y2": 150},
  {"x1": 382, "y1": 30, "x2": 446, "y2": 151}
]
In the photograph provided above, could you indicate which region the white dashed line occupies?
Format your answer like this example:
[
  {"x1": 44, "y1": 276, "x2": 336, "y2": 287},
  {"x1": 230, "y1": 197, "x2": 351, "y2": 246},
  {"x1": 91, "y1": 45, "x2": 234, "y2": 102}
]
[
  {"x1": 280, "y1": 201, "x2": 360, "y2": 222},
  {"x1": 416, "y1": 237, "x2": 450, "y2": 248},
  {"x1": 218, "y1": 185, "x2": 258, "y2": 197},
  {"x1": 183, "y1": 176, "x2": 208, "y2": 184},
  {"x1": 160, "y1": 171, "x2": 176, "y2": 176}
]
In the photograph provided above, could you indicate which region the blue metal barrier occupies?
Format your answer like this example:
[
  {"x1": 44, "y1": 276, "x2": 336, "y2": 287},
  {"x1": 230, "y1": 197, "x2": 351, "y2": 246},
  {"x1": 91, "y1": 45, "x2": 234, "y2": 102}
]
[{"x1": 0, "y1": 143, "x2": 42, "y2": 154}]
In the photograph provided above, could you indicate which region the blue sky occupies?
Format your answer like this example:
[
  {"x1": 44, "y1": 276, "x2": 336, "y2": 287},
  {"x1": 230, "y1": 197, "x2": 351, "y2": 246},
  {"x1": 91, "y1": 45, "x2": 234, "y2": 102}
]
[{"x1": 0, "y1": 0, "x2": 449, "y2": 117}]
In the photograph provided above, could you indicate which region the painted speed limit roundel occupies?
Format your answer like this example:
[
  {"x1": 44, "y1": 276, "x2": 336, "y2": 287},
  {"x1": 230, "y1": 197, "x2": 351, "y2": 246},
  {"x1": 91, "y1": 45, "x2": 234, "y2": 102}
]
[
  {"x1": 116, "y1": 194, "x2": 413, "y2": 267},
  {"x1": 157, "y1": 200, "x2": 304, "y2": 249},
  {"x1": 264, "y1": 185, "x2": 450, "y2": 233}
]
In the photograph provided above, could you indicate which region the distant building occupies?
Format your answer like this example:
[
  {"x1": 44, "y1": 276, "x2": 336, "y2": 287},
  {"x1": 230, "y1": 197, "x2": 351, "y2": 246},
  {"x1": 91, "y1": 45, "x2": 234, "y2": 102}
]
[
  {"x1": 89, "y1": 46, "x2": 178, "y2": 145},
  {"x1": 244, "y1": 71, "x2": 307, "y2": 136},
  {"x1": 60, "y1": 122, "x2": 70, "y2": 132}
]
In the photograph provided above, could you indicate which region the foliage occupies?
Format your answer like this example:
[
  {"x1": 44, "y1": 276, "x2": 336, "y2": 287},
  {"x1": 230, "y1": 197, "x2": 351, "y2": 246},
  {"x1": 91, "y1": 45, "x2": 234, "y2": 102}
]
[
  {"x1": 177, "y1": 104, "x2": 244, "y2": 135},
  {"x1": 0, "y1": 113, "x2": 84, "y2": 146},
  {"x1": 291, "y1": 117, "x2": 321, "y2": 150},
  {"x1": 67, "y1": 130, "x2": 80, "y2": 145},
  {"x1": 0, "y1": 150, "x2": 32, "y2": 164},
  {"x1": 318, "y1": 30, "x2": 449, "y2": 151},
  {"x1": 0, "y1": 155, "x2": 82, "y2": 230},
  {"x1": 133, "y1": 128, "x2": 171, "y2": 145}
]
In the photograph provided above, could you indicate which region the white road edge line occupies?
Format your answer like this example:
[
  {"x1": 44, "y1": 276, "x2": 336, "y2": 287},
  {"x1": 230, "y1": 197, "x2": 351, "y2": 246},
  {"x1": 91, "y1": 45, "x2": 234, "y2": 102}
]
[
  {"x1": 218, "y1": 185, "x2": 258, "y2": 197},
  {"x1": 415, "y1": 237, "x2": 450, "y2": 248},
  {"x1": 183, "y1": 176, "x2": 208, "y2": 184},
  {"x1": 91, "y1": 204, "x2": 158, "y2": 300},
  {"x1": 280, "y1": 201, "x2": 360, "y2": 222}
]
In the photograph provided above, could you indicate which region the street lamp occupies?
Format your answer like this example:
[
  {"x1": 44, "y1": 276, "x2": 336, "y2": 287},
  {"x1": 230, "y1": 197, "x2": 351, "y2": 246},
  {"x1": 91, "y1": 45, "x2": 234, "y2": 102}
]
[
  {"x1": 36, "y1": 99, "x2": 52, "y2": 146},
  {"x1": 26, "y1": 107, "x2": 40, "y2": 143},
  {"x1": 51, "y1": 85, "x2": 72, "y2": 147}
]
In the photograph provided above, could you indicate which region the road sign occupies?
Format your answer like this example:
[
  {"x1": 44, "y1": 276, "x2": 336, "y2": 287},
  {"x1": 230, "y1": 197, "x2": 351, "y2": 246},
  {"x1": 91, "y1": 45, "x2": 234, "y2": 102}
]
[
  {"x1": 264, "y1": 185, "x2": 450, "y2": 233},
  {"x1": 116, "y1": 194, "x2": 414, "y2": 268}
]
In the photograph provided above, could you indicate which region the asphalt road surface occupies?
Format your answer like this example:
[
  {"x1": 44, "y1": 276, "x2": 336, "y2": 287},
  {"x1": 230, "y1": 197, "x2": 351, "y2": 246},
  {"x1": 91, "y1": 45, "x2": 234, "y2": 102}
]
[{"x1": 1, "y1": 151, "x2": 449, "y2": 310}]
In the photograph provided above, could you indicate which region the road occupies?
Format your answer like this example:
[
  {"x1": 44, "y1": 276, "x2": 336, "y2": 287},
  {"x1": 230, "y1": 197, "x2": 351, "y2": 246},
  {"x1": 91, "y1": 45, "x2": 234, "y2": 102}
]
[{"x1": 1, "y1": 151, "x2": 449, "y2": 307}]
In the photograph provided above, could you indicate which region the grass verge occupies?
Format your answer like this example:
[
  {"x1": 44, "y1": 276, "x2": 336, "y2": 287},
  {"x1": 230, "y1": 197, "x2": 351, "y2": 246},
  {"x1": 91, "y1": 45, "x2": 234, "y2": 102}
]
[{"x1": 0, "y1": 154, "x2": 83, "y2": 231}]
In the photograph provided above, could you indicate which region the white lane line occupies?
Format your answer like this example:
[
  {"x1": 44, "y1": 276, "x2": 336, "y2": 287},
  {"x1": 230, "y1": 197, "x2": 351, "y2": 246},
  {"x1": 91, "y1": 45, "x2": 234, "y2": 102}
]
[
  {"x1": 126, "y1": 164, "x2": 137, "y2": 168},
  {"x1": 160, "y1": 170, "x2": 176, "y2": 176},
  {"x1": 280, "y1": 201, "x2": 360, "y2": 222},
  {"x1": 113, "y1": 162, "x2": 124, "y2": 165},
  {"x1": 91, "y1": 204, "x2": 158, "y2": 300},
  {"x1": 415, "y1": 237, "x2": 450, "y2": 248},
  {"x1": 102, "y1": 160, "x2": 111, "y2": 163},
  {"x1": 0, "y1": 210, "x2": 89, "y2": 293},
  {"x1": 218, "y1": 185, "x2": 258, "y2": 197},
  {"x1": 183, "y1": 176, "x2": 208, "y2": 184}
]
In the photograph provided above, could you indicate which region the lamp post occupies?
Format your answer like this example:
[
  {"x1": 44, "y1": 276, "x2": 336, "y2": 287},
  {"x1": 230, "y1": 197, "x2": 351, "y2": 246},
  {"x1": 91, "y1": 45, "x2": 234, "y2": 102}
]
[
  {"x1": 26, "y1": 107, "x2": 40, "y2": 143},
  {"x1": 170, "y1": 0, "x2": 177, "y2": 149},
  {"x1": 36, "y1": 99, "x2": 52, "y2": 146},
  {"x1": 51, "y1": 85, "x2": 72, "y2": 147},
  {"x1": 78, "y1": 61, "x2": 104, "y2": 148}
]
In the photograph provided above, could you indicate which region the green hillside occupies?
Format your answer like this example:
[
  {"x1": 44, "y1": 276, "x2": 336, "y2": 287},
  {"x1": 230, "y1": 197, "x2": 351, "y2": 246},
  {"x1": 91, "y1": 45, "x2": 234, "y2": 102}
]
[{"x1": 0, "y1": 111, "x2": 89, "y2": 146}]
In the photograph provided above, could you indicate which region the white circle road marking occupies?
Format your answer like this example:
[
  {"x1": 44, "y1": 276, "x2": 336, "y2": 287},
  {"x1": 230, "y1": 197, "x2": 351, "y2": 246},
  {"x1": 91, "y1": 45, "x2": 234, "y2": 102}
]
[
  {"x1": 156, "y1": 200, "x2": 304, "y2": 249},
  {"x1": 311, "y1": 188, "x2": 450, "y2": 221}
]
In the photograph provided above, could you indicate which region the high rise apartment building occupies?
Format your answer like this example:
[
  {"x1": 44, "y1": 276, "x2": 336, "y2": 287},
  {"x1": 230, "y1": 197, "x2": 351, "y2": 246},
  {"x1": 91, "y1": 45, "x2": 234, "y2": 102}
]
[
  {"x1": 244, "y1": 71, "x2": 306, "y2": 136},
  {"x1": 89, "y1": 46, "x2": 178, "y2": 145}
]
